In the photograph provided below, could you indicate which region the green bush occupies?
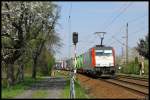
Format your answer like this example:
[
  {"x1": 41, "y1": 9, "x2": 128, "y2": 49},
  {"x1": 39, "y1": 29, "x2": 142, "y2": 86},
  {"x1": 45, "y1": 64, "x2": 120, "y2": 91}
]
[
  {"x1": 37, "y1": 47, "x2": 55, "y2": 76},
  {"x1": 120, "y1": 58, "x2": 148, "y2": 75},
  {"x1": 120, "y1": 57, "x2": 140, "y2": 75},
  {"x1": 144, "y1": 60, "x2": 149, "y2": 75},
  {"x1": 24, "y1": 60, "x2": 33, "y2": 74}
]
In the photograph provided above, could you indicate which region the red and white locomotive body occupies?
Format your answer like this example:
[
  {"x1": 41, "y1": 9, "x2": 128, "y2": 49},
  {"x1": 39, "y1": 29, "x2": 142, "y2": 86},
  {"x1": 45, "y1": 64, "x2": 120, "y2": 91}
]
[{"x1": 77, "y1": 45, "x2": 116, "y2": 77}]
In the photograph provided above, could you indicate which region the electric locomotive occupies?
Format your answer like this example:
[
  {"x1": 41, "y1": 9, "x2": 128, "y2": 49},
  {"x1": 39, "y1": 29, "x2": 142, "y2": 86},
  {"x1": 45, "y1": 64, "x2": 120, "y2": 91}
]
[{"x1": 75, "y1": 45, "x2": 115, "y2": 77}]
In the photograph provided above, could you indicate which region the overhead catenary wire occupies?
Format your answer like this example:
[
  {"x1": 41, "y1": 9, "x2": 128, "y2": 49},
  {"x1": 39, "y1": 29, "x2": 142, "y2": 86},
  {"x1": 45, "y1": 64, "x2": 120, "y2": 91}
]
[
  {"x1": 128, "y1": 14, "x2": 148, "y2": 23},
  {"x1": 103, "y1": 2, "x2": 133, "y2": 32},
  {"x1": 105, "y1": 4, "x2": 148, "y2": 47},
  {"x1": 106, "y1": 15, "x2": 146, "y2": 44},
  {"x1": 105, "y1": 24, "x2": 126, "y2": 46},
  {"x1": 100, "y1": 3, "x2": 126, "y2": 31},
  {"x1": 112, "y1": 36, "x2": 125, "y2": 46},
  {"x1": 82, "y1": 3, "x2": 127, "y2": 44},
  {"x1": 98, "y1": 2, "x2": 133, "y2": 47},
  {"x1": 104, "y1": 3, "x2": 147, "y2": 43},
  {"x1": 129, "y1": 26, "x2": 148, "y2": 39},
  {"x1": 76, "y1": 3, "x2": 133, "y2": 51},
  {"x1": 103, "y1": 2, "x2": 133, "y2": 45},
  {"x1": 105, "y1": 14, "x2": 148, "y2": 46}
]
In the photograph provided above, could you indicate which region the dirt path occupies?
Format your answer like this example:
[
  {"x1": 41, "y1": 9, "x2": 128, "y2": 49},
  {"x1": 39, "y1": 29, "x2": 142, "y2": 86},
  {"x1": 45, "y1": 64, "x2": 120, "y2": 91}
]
[{"x1": 15, "y1": 77, "x2": 66, "y2": 99}]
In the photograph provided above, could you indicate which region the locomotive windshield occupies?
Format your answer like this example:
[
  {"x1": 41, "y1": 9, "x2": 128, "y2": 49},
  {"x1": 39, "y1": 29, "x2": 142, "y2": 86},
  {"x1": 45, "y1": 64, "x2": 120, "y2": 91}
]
[{"x1": 96, "y1": 50, "x2": 112, "y2": 56}]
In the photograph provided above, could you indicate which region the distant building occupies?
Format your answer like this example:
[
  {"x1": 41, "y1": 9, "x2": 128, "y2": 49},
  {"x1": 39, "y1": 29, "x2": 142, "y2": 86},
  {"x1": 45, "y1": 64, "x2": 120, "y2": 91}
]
[{"x1": 55, "y1": 60, "x2": 67, "y2": 70}]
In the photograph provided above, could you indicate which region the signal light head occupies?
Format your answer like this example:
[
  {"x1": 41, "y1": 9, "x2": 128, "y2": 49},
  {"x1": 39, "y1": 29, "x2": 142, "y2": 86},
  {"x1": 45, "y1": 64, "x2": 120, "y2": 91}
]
[{"x1": 73, "y1": 32, "x2": 78, "y2": 45}]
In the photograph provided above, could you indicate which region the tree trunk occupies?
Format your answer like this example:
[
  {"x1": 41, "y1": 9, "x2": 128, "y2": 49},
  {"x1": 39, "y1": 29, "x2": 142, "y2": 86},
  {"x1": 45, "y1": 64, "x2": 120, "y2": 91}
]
[
  {"x1": 32, "y1": 58, "x2": 37, "y2": 79},
  {"x1": 20, "y1": 64, "x2": 24, "y2": 81},
  {"x1": 32, "y1": 41, "x2": 45, "y2": 79},
  {"x1": 16, "y1": 64, "x2": 24, "y2": 82},
  {"x1": 7, "y1": 63, "x2": 15, "y2": 87}
]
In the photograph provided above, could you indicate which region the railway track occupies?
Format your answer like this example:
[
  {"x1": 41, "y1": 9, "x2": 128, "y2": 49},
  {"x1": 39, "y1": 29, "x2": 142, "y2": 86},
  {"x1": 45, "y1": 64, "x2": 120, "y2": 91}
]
[
  {"x1": 59, "y1": 71, "x2": 149, "y2": 99},
  {"x1": 99, "y1": 77, "x2": 149, "y2": 97},
  {"x1": 79, "y1": 73, "x2": 149, "y2": 97},
  {"x1": 62, "y1": 71, "x2": 149, "y2": 96},
  {"x1": 76, "y1": 73, "x2": 148, "y2": 99},
  {"x1": 116, "y1": 76, "x2": 148, "y2": 87},
  {"x1": 60, "y1": 70, "x2": 149, "y2": 97},
  {"x1": 117, "y1": 74, "x2": 148, "y2": 81}
]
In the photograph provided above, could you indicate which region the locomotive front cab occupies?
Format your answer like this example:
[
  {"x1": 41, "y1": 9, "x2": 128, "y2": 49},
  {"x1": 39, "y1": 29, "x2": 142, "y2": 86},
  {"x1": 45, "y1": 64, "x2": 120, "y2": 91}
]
[{"x1": 93, "y1": 46, "x2": 115, "y2": 76}]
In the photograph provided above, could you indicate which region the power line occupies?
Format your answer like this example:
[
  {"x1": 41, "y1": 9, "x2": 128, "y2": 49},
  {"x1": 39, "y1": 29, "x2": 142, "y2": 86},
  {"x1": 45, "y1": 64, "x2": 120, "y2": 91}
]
[
  {"x1": 83, "y1": 3, "x2": 127, "y2": 43},
  {"x1": 105, "y1": 24, "x2": 125, "y2": 46},
  {"x1": 78, "y1": 3, "x2": 128, "y2": 44},
  {"x1": 101, "y1": 3, "x2": 127, "y2": 31},
  {"x1": 77, "y1": 3, "x2": 133, "y2": 48},
  {"x1": 112, "y1": 36, "x2": 125, "y2": 46},
  {"x1": 103, "y1": 2, "x2": 133, "y2": 31},
  {"x1": 104, "y1": 2, "x2": 133, "y2": 46},
  {"x1": 105, "y1": 14, "x2": 147, "y2": 46},
  {"x1": 129, "y1": 26, "x2": 148, "y2": 37},
  {"x1": 105, "y1": 6, "x2": 148, "y2": 48},
  {"x1": 128, "y1": 14, "x2": 148, "y2": 23}
]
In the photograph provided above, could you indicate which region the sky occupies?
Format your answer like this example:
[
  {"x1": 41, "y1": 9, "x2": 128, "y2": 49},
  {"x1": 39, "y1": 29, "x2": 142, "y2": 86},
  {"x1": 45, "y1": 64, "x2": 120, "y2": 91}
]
[{"x1": 54, "y1": 1, "x2": 148, "y2": 60}]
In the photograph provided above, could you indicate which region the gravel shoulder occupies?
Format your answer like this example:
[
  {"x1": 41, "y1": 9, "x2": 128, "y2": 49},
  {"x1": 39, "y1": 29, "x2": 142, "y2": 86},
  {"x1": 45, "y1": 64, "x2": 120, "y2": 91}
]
[
  {"x1": 77, "y1": 74, "x2": 148, "y2": 99},
  {"x1": 15, "y1": 77, "x2": 67, "y2": 99}
]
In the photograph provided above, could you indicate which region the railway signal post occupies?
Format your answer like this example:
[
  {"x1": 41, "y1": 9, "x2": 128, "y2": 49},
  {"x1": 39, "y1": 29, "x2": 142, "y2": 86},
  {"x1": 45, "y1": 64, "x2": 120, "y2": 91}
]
[{"x1": 70, "y1": 32, "x2": 78, "y2": 98}]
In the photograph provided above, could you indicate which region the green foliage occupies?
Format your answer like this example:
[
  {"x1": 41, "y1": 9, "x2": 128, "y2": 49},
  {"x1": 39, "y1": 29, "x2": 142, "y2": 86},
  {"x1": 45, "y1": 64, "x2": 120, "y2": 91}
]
[
  {"x1": 62, "y1": 80, "x2": 70, "y2": 98},
  {"x1": 144, "y1": 60, "x2": 149, "y2": 75},
  {"x1": 47, "y1": 56, "x2": 55, "y2": 74},
  {"x1": 1, "y1": 37, "x2": 13, "y2": 48},
  {"x1": 120, "y1": 57, "x2": 139, "y2": 74},
  {"x1": 54, "y1": 71, "x2": 88, "y2": 98},
  {"x1": 2, "y1": 84, "x2": 25, "y2": 98},
  {"x1": 2, "y1": 76, "x2": 43, "y2": 98},
  {"x1": 134, "y1": 57, "x2": 138, "y2": 64},
  {"x1": 62, "y1": 80, "x2": 88, "y2": 98},
  {"x1": 120, "y1": 58, "x2": 149, "y2": 75},
  {"x1": 75, "y1": 81, "x2": 89, "y2": 98},
  {"x1": 24, "y1": 59, "x2": 33, "y2": 75},
  {"x1": 136, "y1": 33, "x2": 149, "y2": 59},
  {"x1": 37, "y1": 46, "x2": 55, "y2": 76},
  {"x1": 2, "y1": 78, "x2": 8, "y2": 88},
  {"x1": 2, "y1": 1, "x2": 62, "y2": 84}
]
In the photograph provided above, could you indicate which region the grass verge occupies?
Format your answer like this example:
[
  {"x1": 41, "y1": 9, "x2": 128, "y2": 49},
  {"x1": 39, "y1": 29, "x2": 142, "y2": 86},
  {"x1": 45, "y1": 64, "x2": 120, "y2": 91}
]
[
  {"x1": 2, "y1": 76, "x2": 43, "y2": 98},
  {"x1": 62, "y1": 79, "x2": 89, "y2": 99},
  {"x1": 54, "y1": 70, "x2": 89, "y2": 98}
]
